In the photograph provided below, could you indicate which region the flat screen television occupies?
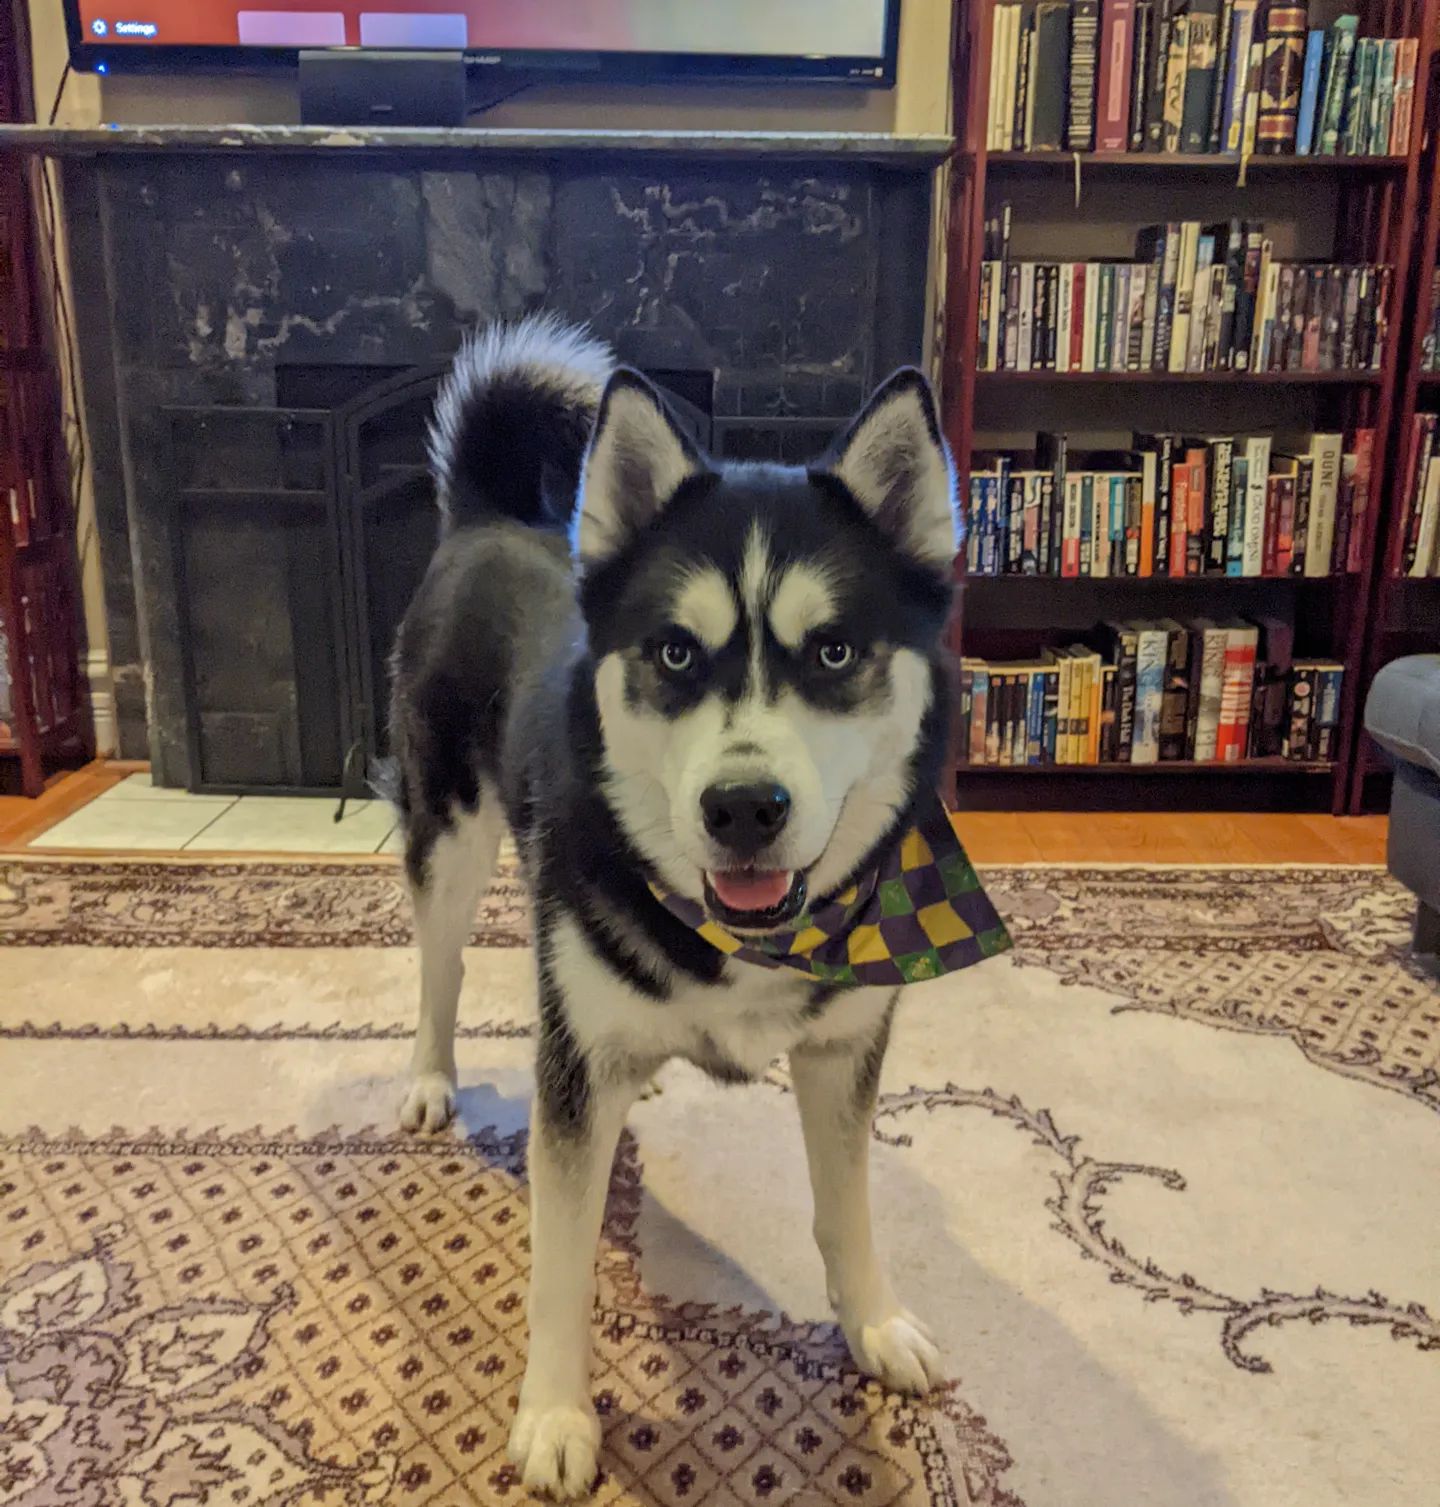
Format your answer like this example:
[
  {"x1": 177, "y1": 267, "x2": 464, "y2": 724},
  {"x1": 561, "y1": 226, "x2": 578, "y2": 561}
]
[{"x1": 64, "y1": 0, "x2": 900, "y2": 83}]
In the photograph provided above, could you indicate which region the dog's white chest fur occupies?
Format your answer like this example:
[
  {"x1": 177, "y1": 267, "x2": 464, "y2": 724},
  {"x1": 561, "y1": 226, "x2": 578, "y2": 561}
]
[{"x1": 550, "y1": 914, "x2": 894, "y2": 1080}]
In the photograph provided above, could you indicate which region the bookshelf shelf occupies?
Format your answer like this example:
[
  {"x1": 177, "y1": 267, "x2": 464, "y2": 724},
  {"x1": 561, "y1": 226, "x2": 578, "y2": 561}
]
[
  {"x1": 956, "y1": 758, "x2": 1335, "y2": 775},
  {"x1": 975, "y1": 370, "x2": 1383, "y2": 386},
  {"x1": 942, "y1": 0, "x2": 1440, "y2": 814},
  {"x1": 981, "y1": 151, "x2": 1407, "y2": 173}
]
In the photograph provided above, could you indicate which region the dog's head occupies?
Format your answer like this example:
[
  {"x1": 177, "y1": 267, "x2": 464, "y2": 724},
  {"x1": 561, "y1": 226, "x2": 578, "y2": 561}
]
[{"x1": 574, "y1": 367, "x2": 957, "y2": 932}]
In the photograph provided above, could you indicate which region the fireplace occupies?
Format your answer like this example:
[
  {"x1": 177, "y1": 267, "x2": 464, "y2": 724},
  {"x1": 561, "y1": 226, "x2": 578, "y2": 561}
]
[{"x1": 59, "y1": 130, "x2": 944, "y2": 790}]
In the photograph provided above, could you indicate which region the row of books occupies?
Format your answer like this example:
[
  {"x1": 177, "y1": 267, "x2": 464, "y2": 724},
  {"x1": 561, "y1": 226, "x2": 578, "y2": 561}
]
[
  {"x1": 1422, "y1": 268, "x2": 1440, "y2": 373},
  {"x1": 986, "y1": 0, "x2": 1417, "y2": 159},
  {"x1": 957, "y1": 620, "x2": 1343, "y2": 767},
  {"x1": 965, "y1": 430, "x2": 1371, "y2": 579},
  {"x1": 977, "y1": 213, "x2": 1390, "y2": 374},
  {"x1": 1393, "y1": 413, "x2": 1440, "y2": 578}
]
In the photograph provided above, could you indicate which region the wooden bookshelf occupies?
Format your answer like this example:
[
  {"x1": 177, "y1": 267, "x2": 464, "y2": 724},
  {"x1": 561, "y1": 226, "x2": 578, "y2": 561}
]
[
  {"x1": 941, "y1": 0, "x2": 1440, "y2": 814},
  {"x1": 1349, "y1": 39, "x2": 1440, "y2": 812},
  {"x1": 0, "y1": 0, "x2": 92, "y2": 796}
]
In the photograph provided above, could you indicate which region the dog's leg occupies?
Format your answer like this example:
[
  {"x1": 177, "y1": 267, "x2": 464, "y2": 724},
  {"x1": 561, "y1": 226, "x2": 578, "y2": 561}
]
[
  {"x1": 510, "y1": 1001, "x2": 638, "y2": 1499},
  {"x1": 399, "y1": 796, "x2": 504, "y2": 1133},
  {"x1": 791, "y1": 1002, "x2": 942, "y2": 1395}
]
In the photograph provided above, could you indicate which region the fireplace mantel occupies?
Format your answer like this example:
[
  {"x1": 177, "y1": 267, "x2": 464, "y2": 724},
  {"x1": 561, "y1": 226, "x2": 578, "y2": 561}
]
[{"x1": 0, "y1": 123, "x2": 952, "y2": 162}]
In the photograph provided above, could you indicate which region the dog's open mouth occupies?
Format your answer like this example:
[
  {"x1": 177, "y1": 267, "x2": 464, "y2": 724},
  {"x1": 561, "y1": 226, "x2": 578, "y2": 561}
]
[{"x1": 703, "y1": 868, "x2": 808, "y2": 931}]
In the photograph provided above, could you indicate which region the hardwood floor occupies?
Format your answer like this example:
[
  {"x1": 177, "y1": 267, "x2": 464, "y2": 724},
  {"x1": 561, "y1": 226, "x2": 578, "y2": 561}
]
[{"x1": 0, "y1": 762, "x2": 1392, "y2": 863}]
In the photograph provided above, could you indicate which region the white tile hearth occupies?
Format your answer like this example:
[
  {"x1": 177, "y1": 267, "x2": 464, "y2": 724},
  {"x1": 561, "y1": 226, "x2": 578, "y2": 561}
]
[
  {"x1": 184, "y1": 796, "x2": 396, "y2": 854},
  {"x1": 31, "y1": 782, "x2": 399, "y2": 855}
]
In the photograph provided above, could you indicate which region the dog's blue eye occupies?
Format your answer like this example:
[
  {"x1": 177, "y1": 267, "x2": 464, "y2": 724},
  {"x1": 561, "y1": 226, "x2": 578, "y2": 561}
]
[
  {"x1": 816, "y1": 641, "x2": 855, "y2": 671},
  {"x1": 657, "y1": 641, "x2": 696, "y2": 675}
]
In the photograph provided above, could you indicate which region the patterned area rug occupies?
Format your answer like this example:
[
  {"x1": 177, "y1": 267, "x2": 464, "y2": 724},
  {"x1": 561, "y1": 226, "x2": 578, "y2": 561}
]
[{"x1": 2, "y1": 857, "x2": 1438, "y2": 1506}]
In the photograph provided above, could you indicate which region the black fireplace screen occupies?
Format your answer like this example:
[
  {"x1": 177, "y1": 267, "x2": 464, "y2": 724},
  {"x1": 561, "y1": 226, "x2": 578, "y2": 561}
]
[{"x1": 164, "y1": 367, "x2": 839, "y2": 796}]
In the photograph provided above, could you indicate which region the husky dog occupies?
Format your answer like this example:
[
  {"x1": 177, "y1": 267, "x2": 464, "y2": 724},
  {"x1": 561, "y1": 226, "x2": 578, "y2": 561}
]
[{"x1": 390, "y1": 315, "x2": 958, "y2": 1498}]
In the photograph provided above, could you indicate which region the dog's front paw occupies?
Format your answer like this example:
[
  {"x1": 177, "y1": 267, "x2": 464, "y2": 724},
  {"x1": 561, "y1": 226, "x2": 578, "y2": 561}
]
[
  {"x1": 844, "y1": 1310, "x2": 944, "y2": 1395},
  {"x1": 508, "y1": 1401, "x2": 600, "y2": 1500},
  {"x1": 398, "y1": 1072, "x2": 456, "y2": 1134}
]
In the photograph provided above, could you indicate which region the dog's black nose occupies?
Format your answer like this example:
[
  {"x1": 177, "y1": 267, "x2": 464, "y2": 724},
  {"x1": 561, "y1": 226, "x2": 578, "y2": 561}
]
[{"x1": 701, "y1": 782, "x2": 791, "y2": 858}]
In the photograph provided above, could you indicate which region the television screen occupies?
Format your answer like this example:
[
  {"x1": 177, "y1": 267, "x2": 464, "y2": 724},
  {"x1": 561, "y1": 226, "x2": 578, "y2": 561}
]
[{"x1": 66, "y1": 0, "x2": 899, "y2": 82}]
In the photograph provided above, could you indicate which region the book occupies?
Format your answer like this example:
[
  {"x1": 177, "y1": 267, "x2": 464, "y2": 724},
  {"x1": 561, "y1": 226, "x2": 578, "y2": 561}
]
[
  {"x1": 1343, "y1": 36, "x2": 1375, "y2": 156},
  {"x1": 1131, "y1": 1, "x2": 1154, "y2": 148},
  {"x1": 1032, "y1": 1, "x2": 1073, "y2": 149},
  {"x1": 1222, "y1": 0, "x2": 1260, "y2": 150},
  {"x1": 1304, "y1": 432, "x2": 1342, "y2": 575},
  {"x1": 1408, "y1": 458, "x2": 1440, "y2": 578},
  {"x1": 1294, "y1": 28, "x2": 1326, "y2": 152},
  {"x1": 1104, "y1": 620, "x2": 1141, "y2": 759},
  {"x1": 1240, "y1": 434, "x2": 1271, "y2": 574},
  {"x1": 1131, "y1": 621, "x2": 1169, "y2": 763},
  {"x1": 1097, "y1": 0, "x2": 1139, "y2": 150},
  {"x1": 1370, "y1": 36, "x2": 1396, "y2": 156},
  {"x1": 1068, "y1": 0, "x2": 1102, "y2": 148},
  {"x1": 1169, "y1": 220, "x2": 1200, "y2": 373},
  {"x1": 1158, "y1": 620, "x2": 1191, "y2": 759},
  {"x1": 1310, "y1": 663, "x2": 1344, "y2": 759},
  {"x1": 1180, "y1": 0, "x2": 1221, "y2": 151},
  {"x1": 1215, "y1": 620, "x2": 1259, "y2": 761},
  {"x1": 1192, "y1": 620, "x2": 1230, "y2": 759},
  {"x1": 1207, "y1": 0, "x2": 1236, "y2": 150},
  {"x1": 1162, "y1": 12, "x2": 1190, "y2": 152},
  {"x1": 1283, "y1": 662, "x2": 1316, "y2": 758},
  {"x1": 1391, "y1": 37, "x2": 1418, "y2": 154},
  {"x1": 1256, "y1": 1, "x2": 1307, "y2": 154},
  {"x1": 1145, "y1": 0, "x2": 1176, "y2": 149},
  {"x1": 1316, "y1": 14, "x2": 1358, "y2": 154}
]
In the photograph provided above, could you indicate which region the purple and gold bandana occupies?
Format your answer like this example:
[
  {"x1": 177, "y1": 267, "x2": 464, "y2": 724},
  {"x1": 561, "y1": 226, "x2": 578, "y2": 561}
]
[{"x1": 650, "y1": 797, "x2": 1012, "y2": 988}]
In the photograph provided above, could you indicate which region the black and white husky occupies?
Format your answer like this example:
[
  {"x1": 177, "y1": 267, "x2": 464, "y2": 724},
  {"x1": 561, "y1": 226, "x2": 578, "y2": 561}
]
[{"x1": 390, "y1": 315, "x2": 958, "y2": 1498}]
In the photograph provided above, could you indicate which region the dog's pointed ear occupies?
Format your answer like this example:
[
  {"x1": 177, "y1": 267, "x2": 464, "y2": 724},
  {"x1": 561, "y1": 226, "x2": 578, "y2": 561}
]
[
  {"x1": 574, "y1": 368, "x2": 709, "y2": 568},
  {"x1": 813, "y1": 367, "x2": 958, "y2": 574}
]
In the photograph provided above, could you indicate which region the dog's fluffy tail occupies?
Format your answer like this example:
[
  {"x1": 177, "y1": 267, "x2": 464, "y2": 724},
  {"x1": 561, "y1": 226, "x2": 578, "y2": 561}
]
[{"x1": 427, "y1": 313, "x2": 615, "y2": 533}]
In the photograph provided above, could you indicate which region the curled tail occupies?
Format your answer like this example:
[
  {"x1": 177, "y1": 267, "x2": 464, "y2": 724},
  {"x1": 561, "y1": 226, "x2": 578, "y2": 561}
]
[{"x1": 427, "y1": 314, "x2": 614, "y2": 533}]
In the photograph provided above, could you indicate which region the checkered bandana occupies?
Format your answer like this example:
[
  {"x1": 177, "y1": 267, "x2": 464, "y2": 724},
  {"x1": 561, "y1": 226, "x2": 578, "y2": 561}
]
[{"x1": 650, "y1": 797, "x2": 1012, "y2": 987}]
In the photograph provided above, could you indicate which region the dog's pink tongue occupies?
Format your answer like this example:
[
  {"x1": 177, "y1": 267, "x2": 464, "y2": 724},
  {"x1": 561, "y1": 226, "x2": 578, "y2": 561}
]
[{"x1": 710, "y1": 869, "x2": 792, "y2": 912}]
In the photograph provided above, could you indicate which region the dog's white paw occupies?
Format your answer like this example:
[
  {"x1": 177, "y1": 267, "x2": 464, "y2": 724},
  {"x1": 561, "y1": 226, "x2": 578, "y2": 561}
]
[
  {"x1": 508, "y1": 1401, "x2": 600, "y2": 1500},
  {"x1": 398, "y1": 1073, "x2": 456, "y2": 1134},
  {"x1": 844, "y1": 1311, "x2": 944, "y2": 1395}
]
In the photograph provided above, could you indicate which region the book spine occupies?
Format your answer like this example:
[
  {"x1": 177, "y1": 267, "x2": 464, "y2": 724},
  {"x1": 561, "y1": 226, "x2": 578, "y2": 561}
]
[
  {"x1": 1262, "y1": 475, "x2": 1281, "y2": 575},
  {"x1": 1274, "y1": 474, "x2": 1296, "y2": 573},
  {"x1": 1343, "y1": 37, "x2": 1375, "y2": 157},
  {"x1": 1097, "y1": 0, "x2": 1139, "y2": 150},
  {"x1": 1207, "y1": 0, "x2": 1235, "y2": 150},
  {"x1": 1242, "y1": 436, "x2": 1271, "y2": 574},
  {"x1": 1145, "y1": 1, "x2": 1173, "y2": 149},
  {"x1": 1131, "y1": 2, "x2": 1154, "y2": 149},
  {"x1": 1215, "y1": 630, "x2": 1258, "y2": 762},
  {"x1": 1283, "y1": 664, "x2": 1314, "y2": 758},
  {"x1": 1131, "y1": 630, "x2": 1166, "y2": 763},
  {"x1": 1290, "y1": 460, "x2": 1310, "y2": 574},
  {"x1": 1256, "y1": 2, "x2": 1307, "y2": 154},
  {"x1": 1181, "y1": 0, "x2": 1220, "y2": 151},
  {"x1": 1295, "y1": 29, "x2": 1326, "y2": 153},
  {"x1": 1222, "y1": 0, "x2": 1258, "y2": 151},
  {"x1": 1306, "y1": 433, "x2": 1341, "y2": 576},
  {"x1": 1194, "y1": 629, "x2": 1228, "y2": 759},
  {"x1": 1226, "y1": 454, "x2": 1248, "y2": 573},
  {"x1": 1068, "y1": 0, "x2": 1102, "y2": 149},
  {"x1": 1208, "y1": 438, "x2": 1233, "y2": 570},
  {"x1": 1186, "y1": 449, "x2": 1207, "y2": 573},
  {"x1": 1116, "y1": 630, "x2": 1139, "y2": 759},
  {"x1": 1310, "y1": 665, "x2": 1344, "y2": 759},
  {"x1": 1159, "y1": 628, "x2": 1191, "y2": 759},
  {"x1": 969, "y1": 669, "x2": 989, "y2": 764},
  {"x1": 1317, "y1": 20, "x2": 1357, "y2": 155},
  {"x1": 1057, "y1": 263, "x2": 1074, "y2": 373},
  {"x1": 1163, "y1": 14, "x2": 1190, "y2": 152},
  {"x1": 1391, "y1": 37, "x2": 1418, "y2": 154},
  {"x1": 1041, "y1": 670, "x2": 1060, "y2": 761}
]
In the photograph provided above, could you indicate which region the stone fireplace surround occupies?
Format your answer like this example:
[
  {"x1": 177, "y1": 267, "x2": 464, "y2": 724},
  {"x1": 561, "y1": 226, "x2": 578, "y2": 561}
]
[{"x1": 30, "y1": 125, "x2": 946, "y2": 792}]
